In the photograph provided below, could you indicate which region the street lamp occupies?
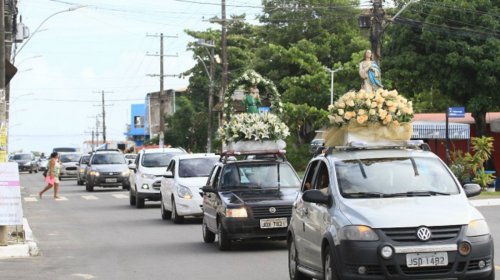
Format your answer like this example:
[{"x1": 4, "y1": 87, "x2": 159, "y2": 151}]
[
  {"x1": 13, "y1": 5, "x2": 86, "y2": 59},
  {"x1": 324, "y1": 66, "x2": 342, "y2": 106},
  {"x1": 195, "y1": 39, "x2": 218, "y2": 153}
]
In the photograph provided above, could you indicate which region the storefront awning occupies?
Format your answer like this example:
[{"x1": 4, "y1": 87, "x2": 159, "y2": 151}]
[{"x1": 412, "y1": 121, "x2": 470, "y2": 140}]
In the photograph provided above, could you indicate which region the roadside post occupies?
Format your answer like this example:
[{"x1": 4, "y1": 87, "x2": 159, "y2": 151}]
[
  {"x1": 446, "y1": 107, "x2": 465, "y2": 163},
  {"x1": 0, "y1": 162, "x2": 23, "y2": 245}
]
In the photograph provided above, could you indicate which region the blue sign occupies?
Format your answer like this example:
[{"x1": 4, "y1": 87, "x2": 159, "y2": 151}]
[
  {"x1": 448, "y1": 107, "x2": 465, "y2": 118},
  {"x1": 258, "y1": 106, "x2": 270, "y2": 114}
]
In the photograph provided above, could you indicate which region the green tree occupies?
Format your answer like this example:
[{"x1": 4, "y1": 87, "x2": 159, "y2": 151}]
[{"x1": 384, "y1": 0, "x2": 500, "y2": 134}]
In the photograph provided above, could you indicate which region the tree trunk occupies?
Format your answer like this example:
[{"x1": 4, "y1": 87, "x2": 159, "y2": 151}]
[{"x1": 472, "y1": 111, "x2": 487, "y2": 137}]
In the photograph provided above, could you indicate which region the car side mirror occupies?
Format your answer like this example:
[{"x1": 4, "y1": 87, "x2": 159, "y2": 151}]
[
  {"x1": 202, "y1": 186, "x2": 215, "y2": 193},
  {"x1": 128, "y1": 163, "x2": 136, "y2": 171},
  {"x1": 164, "y1": 171, "x2": 174, "y2": 178},
  {"x1": 463, "y1": 183, "x2": 482, "y2": 198},
  {"x1": 302, "y1": 189, "x2": 332, "y2": 206}
]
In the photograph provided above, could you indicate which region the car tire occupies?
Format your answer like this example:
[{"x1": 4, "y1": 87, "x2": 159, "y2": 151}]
[
  {"x1": 161, "y1": 198, "x2": 171, "y2": 220},
  {"x1": 77, "y1": 179, "x2": 84, "y2": 186},
  {"x1": 86, "y1": 181, "x2": 94, "y2": 192},
  {"x1": 129, "y1": 188, "x2": 136, "y2": 206},
  {"x1": 202, "y1": 217, "x2": 215, "y2": 243},
  {"x1": 217, "y1": 221, "x2": 231, "y2": 251},
  {"x1": 29, "y1": 169, "x2": 33, "y2": 174},
  {"x1": 122, "y1": 184, "x2": 130, "y2": 191},
  {"x1": 323, "y1": 245, "x2": 340, "y2": 280},
  {"x1": 171, "y1": 198, "x2": 184, "y2": 224},
  {"x1": 136, "y1": 193, "x2": 145, "y2": 209},
  {"x1": 289, "y1": 237, "x2": 312, "y2": 280}
]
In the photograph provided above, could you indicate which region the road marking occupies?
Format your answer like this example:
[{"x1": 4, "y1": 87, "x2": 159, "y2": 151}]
[
  {"x1": 82, "y1": 195, "x2": 98, "y2": 200},
  {"x1": 24, "y1": 197, "x2": 38, "y2": 202},
  {"x1": 55, "y1": 197, "x2": 68, "y2": 201},
  {"x1": 71, "y1": 273, "x2": 95, "y2": 279},
  {"x1": 112, "y1": 194, "x2": 129, "y2": 199}
]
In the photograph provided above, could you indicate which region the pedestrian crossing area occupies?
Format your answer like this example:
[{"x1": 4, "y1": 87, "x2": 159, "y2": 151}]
[{"x1": 25, "y1": 193, "x2": 130, "y2": 202}]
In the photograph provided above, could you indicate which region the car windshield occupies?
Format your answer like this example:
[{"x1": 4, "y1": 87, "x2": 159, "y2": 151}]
[
  {"x1": 13, "y1": 154, "x2": 31, "y2": 160},
  {"x1": 80, "y1": 155, "x2": 90, "y2": 164},
  {"x1": 142, "y1": 152, "x2": 183, "y2": 167},
  {"x1": 178, "y1": 158, "x2": 218, "y2": 178},
  {"x1": 221, "y1": 162, "x2": 301, "y2": 190},
  {"x1": 91, "y1": 153, "x2": 126, "y2": 165},
  {"x1": 336, "y1": 157, "x2": 460, "y2": 198},
  {"x1": 60, "y1": 154, "x2": 81, "y2": 163}
]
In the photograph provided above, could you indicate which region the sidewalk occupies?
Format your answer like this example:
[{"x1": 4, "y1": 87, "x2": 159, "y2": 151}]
[{"x1": 0, "y1": 218, "x2": 39, "y2": 259}]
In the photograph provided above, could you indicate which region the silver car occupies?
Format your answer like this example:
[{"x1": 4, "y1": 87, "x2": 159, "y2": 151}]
[
  {"x1": 288, "y1": 141, "x2": 494, "y2": 280},
  {"x1": 59, "y1": 153, "x2": 82, "y2": 179}
]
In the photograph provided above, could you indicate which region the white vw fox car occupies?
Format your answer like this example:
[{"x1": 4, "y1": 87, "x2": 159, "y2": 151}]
[{"x1": 160, "y1": 153, "x2": 219, "y2": 223}]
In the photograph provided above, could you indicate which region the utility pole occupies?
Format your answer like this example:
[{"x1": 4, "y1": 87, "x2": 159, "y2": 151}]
[
  {"x1": 93, "y1": 91, "x2": 112, "y2": 144},
  {"x1": 221, "y1": 0, "x2": 228, "y2": 102},
  {"x1": 370, "y1": 0, "x2": 385, "y2": 64},
  {"x1": 146, "y1": 33, "x2": 178, "y2": 148},
  {"x1": 0, "y1": 0, "x2": 6, "y2": 246}
]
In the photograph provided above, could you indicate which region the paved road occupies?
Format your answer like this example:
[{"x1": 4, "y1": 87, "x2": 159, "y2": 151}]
[
  {"x1": 1, "y1": 173, "x2": 500, "y2": 280},
  {"x1": 0, "y1": 173, "x2": 289, "y2": 280}
]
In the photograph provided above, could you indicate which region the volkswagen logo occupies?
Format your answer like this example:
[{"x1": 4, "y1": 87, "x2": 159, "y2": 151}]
[
  {"x1": 416, "y1": 227, "x2": 432, "y2": 241},
  {"x1": 269, "y1": 207, "x2": 276, "y2": 214}
]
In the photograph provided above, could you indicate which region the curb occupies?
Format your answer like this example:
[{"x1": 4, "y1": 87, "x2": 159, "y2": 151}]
[
  {"x1": 0, "y1": 218, "x2": 39, "y2": 259},
  {"x1": 470, "y1": 199, "x2": 500, "y2": 208}
]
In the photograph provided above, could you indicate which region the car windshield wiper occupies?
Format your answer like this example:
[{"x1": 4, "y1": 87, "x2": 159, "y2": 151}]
[
  {"x1": 385, "y1": 191, "x2": 451, "y2": 197},
  {"x1": 343, "y1": 192, "x2": 388, "y2": 198}
]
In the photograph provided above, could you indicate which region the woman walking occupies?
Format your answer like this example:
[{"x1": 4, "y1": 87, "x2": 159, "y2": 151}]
[{"x1": 38, "y1": 152, "x2": 61, "y2": 199}]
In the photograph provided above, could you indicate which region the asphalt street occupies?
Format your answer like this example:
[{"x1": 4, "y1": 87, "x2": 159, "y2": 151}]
[{"x1": 1, "y1": 172, "x2": 500, "y2": 280}]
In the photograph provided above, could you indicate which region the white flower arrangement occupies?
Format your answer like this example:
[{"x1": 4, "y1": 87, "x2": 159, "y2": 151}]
[
  {"x1": 328, "y1": 88, "x2": 413, "y2": 127},
  {"x1": 224, "y1": 69, "x2": 283, "y2": 120},
  {"x1": 218, "y1": 113, "x2": 290, "y2": 143}
]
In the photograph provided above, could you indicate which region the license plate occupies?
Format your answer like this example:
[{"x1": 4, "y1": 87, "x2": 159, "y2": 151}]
[
  {"x1": 260, "y1": 218, "x2": 287, "y2": 229},
  {"x1": 105, "y1": 178, "x2": 117, "y2": 183},
  {"x1": 406, "y1": 252, "x2": 448, "y2": 268}
]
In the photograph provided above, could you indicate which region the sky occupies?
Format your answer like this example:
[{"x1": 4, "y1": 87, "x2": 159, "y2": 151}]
[{"x1": 9, "y1": 0, "x2": 375, "y2": 155}]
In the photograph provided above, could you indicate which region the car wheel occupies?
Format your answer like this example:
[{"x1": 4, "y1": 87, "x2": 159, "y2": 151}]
[
  {"x1": 135, "y1": 192, "x2": 145, "y2": 209},
  {"x1": 289, "y1": 237, "x2": 311, "y2": 280},
  {"x1": 77, "y1": 179, "x2": 83, "y2": 186},
  {"x1": 29, "y1": 169, "x2": 33, "y2": 174},
  {"x1": 202, "y1": 217, "x2": 215, "y2": 243},
  {"x1": 161, "y1": 198, "x2": 171, "y2": 220},
  {"x1": 217, "y1": 221, "x2": 231, "y2": 251},
  {"x1": 171, "y1": 198, "x2": 184, "y2": 224},
  {"x1": 323, "y1": 245, "x2": 339, "y2": 280},
  {"x1": 122, "y1": 184, "x2": 130, "y2": 191},
  {"x1": 129, "y1": 187, "x2": 136, "y2": 206},
  {"x1": 86, "y1": 181, "x2": 94, "y2": 192}
]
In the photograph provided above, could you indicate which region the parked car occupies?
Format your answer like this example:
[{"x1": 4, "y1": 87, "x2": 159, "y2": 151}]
[
  {"x1": 85, "y1": 149, "x2": 130, "y2": 192},
  {"x1": 10, "y1": 153, "x2": 39, "y2": 173},
  {"x1": 76, "y1": 154, "x2": 91, "y2": 185},
  {"x1": 129, "y1": 147, "x2": 186, "y2": 208},
  {"x1": 160, "y1": 153, "x2": 219, "y2": 223},
  {"x1": 287, "y1": 140, "x2": 494, "y2": 280},
  {"x1": 59, "y1": 152, "x2": 82, "y2": 179},
  {"x1": 201, "y1": 150, "x2": 301, "y2": 251}
]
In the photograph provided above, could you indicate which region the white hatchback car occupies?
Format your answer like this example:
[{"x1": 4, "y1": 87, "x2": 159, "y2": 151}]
[
  {"x1": 160, "y1": 153, "x2": 219, "y2": 223},
  {"x1": 129, "y1": 147, "x2": 186, "y2": 208}
]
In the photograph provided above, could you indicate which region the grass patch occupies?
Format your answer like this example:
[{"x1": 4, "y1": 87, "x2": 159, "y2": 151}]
[{"x1": 477, "y1": 190, "x2": 500, "y2": 198}]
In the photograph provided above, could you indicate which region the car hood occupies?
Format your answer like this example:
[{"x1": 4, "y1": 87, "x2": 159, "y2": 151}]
[
  {"x1": 339, "y1": 195, "x2": 484, "y2": 228},
  {"x1": 12, "y1": 160, "x2": 30, "y2": 164},
  {"x1": 177, "y1": 177, "x2": 208, "y2": 188},
  {"x1": 219, "y1": 188, "x2": 298, "y2": 206},
  {"x1": 141, "y1": 167, "x2": 168, "y2": 176},
  {"x1": 93, "y1": 164, "x2": 128, "y2": 172}
]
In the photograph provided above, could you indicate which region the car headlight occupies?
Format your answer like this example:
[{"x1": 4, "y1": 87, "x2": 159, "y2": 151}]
[
  {"x1": 90, "y1": 170, "x2": 100, "y2": 177},
  {"x1": 339, "y1": 225, "x2": 379, "y2": 241},
  {"x1": 141, "y1": 173, "x2": 156, "y2": 180},
  {"x1": 79, "y1": 168, "x2": 86, "y2": 173},
  {"x1": 466, "y1": 220, "x2": 490, "y2": 237},
  {"x1": 122, "y1": 170, "x2": 130, "y2": 177},
  {"x1": 226, "y1": 207, "x2": 248, "y2": 218},
  {"x1": 24, "y1": 162, "x2": 31, "y2": 166},
  {"x1": 177, "y1": 185, "x2": 193, "y2": 199}
]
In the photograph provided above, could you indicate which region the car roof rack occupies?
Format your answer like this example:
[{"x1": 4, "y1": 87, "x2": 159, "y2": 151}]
[
  {"x1": 220, "y1": 149, "x2": 287, "y2": 163},
  {"x1": 94, "y1": 149, "x2": 122, "y2": 153},
  {"x1": 313, "y1": 140, "x2": 431, "y2": 157}
]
